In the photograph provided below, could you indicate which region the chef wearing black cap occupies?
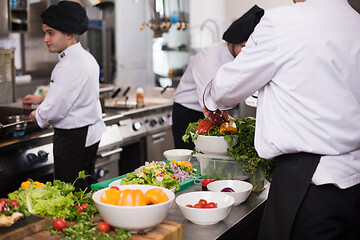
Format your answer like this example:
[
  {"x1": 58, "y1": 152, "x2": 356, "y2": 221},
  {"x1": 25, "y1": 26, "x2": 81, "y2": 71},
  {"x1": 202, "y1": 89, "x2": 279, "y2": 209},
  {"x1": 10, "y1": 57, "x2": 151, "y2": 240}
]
[
  {"x1": 23, "y1": 1, "x2": 106, "y2": 190},
  {"x1": 172, "y1": 5, "x2": 264, "y2": 149}
]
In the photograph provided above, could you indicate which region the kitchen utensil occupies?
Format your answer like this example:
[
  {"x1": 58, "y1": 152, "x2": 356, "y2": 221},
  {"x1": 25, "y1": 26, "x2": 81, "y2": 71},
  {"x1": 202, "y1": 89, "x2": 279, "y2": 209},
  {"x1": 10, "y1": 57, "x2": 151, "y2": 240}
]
[
  {"x1": 0, "y1": 115, "x2": 32, "y2": 130},
  {"x1": 111, "y1": 87, "x2": 121, "y2": 98},
  {"x1": 122, "y1": 86, "x2": 131, "y2": 97},
  {"x1": 163, "y1": 149, "x2": 192, "y2": 162}
]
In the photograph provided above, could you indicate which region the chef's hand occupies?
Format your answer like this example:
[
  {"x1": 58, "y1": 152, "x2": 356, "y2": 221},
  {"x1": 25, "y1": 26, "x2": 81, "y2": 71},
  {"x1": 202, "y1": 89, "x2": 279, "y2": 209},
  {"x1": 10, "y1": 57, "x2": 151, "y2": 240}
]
[
  {"x1": 28, "y1": 110, "x2": 37, "y2": 124},
  {"x1": 22, "y1": 95, "x2": 44, "y2": 110},
  {"x1": 202, "y1": 106, "x2": 230, "y2": 122}
]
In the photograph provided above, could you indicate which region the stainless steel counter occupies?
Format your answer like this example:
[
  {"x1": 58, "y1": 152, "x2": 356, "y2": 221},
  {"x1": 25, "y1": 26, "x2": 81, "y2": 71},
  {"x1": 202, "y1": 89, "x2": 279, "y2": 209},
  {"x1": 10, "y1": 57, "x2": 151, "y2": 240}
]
[{"x1": 166, "y1": 183, "x2": 268, "y2": 240}]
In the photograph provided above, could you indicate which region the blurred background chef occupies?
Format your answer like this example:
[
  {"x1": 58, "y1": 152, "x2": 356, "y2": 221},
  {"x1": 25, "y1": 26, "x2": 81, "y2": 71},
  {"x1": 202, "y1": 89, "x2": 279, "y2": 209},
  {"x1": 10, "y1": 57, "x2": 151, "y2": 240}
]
[
  {"x1": 171, "y1": 5, "x2": 264, "y2": 149},
  {"x1": 22, "y1": 1, "x2": 106, "y2": 191}
]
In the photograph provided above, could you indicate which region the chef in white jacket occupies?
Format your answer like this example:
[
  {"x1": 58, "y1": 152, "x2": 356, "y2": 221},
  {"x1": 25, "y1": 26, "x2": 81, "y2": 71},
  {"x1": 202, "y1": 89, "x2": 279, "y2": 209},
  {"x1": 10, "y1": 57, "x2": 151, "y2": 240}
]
[
  {"x1": 203, "y1": 0, "x2": 360, "y2": 239},
  {"x1": 23, "y1": 1, "x2": 106, "y2": 190},
  {"x1": 172, "y1": 5, "x2": 264, "y2": 149}
]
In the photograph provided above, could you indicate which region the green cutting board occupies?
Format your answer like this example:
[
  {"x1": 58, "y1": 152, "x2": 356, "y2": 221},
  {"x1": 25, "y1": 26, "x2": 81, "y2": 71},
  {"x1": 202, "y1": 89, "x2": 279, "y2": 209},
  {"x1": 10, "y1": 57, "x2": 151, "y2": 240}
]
[{"x1": 91, "y1": 165, "x2": 201, "y2": 192}]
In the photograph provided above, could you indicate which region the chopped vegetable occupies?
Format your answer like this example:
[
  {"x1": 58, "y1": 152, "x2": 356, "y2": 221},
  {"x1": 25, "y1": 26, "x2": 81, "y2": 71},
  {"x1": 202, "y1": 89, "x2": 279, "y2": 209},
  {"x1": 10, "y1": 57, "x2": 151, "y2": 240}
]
[{"x1": 221, "y1": 187, "x2": 235, "y2": 192}]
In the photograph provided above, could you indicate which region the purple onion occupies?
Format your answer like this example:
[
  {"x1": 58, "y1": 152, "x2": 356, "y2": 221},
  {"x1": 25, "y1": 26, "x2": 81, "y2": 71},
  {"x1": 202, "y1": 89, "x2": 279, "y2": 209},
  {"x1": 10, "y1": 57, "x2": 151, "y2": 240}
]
[{"x1": 221, "y1": 187, "x2": 235, "y2": 192}]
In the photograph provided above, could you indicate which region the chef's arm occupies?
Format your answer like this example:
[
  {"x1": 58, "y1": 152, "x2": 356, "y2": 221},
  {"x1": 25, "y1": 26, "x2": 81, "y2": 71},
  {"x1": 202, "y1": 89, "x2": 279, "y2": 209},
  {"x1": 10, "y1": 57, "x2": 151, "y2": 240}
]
[
  {"x1": 203, "y1": 13, "x2": 278, "y2": 111},
  {"x1": 22, "y1": 95, "x2": 45, "y2": 110}
]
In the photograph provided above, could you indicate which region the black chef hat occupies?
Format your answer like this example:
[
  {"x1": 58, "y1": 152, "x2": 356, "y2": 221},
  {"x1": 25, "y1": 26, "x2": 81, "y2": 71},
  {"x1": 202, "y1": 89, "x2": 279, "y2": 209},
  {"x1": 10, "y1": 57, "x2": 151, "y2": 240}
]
[
  {"x1": 222, "y1": 5, "x2": 264, "y2": 44},
  {"x1": 41, "y1": 1, "x2": 88, "y2": 35}
]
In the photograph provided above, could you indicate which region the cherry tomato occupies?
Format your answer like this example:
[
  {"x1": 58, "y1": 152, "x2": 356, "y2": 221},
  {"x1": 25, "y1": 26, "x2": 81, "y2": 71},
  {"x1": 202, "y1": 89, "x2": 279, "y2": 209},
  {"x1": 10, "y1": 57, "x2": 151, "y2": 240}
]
[
  {"x1": 193, "y1": 203, "x2": 202, "y2": 208},
  {"x1": 74, "y1": 206, "x2": 84, "y2": 213},
  {"x1": 53, "y1": 218, "x2": 67, "y2": 231},
  {"x1": 0, "y1": 198, "x2": 8, "y2": 204},
  {"x1": 198, "y1": 199, "x2": 207, "y2": 207},
  {"x1": 186, "y1": 204, "x2": 193, "y2": 208},
  {"x1": 9, "y1": 200, "x2": 19, "y2": 207},
  {"x1": 80, "y1": 203, "x2": 89, "y2": 209},
  {"x1": 97, "y1": 221, "x2": 110, "y2": 233},
  {"x1": 204, "y1": 202, "x2": 217, "y2": 208},
  {"x1": 110, "y1": 186, "x2": 119, "y2": 190},
  {"x1": 156, "y1": 173, "x2": 166, "y2": 177}
]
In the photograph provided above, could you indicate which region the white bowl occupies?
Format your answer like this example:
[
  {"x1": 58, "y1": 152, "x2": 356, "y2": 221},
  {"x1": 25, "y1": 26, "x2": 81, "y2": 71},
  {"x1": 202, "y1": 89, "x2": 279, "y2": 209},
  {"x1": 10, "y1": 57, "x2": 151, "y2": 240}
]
[
  {"x1": 175, "y1": 191, "x2": 234, "y2": 225},
  {"x1": 92, "y1": 185, "x2": 175, "y2": 231},
  {"x1": 207, "y1": 180, "x2": 253, "y2": 206},
  {"x1": 109, "y1": 178, "x2": 176, "y2": 193},
  {"x1": 163, "y1": 149, "x2": 193, "y2": 162},
  {"x1": 194, "y1": 135, "x2": 236, "y2": 156}
]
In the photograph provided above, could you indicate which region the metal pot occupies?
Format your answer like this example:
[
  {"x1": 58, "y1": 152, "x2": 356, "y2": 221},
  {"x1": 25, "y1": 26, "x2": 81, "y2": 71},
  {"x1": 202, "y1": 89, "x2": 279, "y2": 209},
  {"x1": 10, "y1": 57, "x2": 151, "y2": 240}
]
[{"x1": 0, "y1": 115, "x2": 32, "y2": 131}]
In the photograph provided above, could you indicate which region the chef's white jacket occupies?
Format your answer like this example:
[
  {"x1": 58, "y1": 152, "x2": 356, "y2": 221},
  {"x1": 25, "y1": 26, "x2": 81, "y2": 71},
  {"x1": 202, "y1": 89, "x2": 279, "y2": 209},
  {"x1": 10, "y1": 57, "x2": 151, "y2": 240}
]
[
  {"x1": 35, "y1": 43, "x2": 106, "y2": 147},
  {"x1": 204, "y1": 0, "x2": 360, "y2": 189},
  {"x1": 173, "y1": 42, "x2": 234, "y2": 112}
]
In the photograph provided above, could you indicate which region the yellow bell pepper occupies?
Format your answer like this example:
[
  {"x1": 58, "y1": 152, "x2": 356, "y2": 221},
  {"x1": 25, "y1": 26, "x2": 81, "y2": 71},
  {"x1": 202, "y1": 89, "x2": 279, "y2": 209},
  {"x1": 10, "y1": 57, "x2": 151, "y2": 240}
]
[{"x1": 21, "y1": 180, "x2": 31, "y2": 189}]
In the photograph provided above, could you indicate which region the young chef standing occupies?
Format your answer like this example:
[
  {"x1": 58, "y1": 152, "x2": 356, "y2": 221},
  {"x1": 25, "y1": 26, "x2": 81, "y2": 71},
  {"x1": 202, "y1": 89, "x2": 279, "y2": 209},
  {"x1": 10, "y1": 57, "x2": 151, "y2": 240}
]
[
  {"x1": 172, "y1": 5, "x2": 264, "y2": 149},
  {"x1": 203, "y1": 0, "x2": 360, "y2": 239},
  {"x1": 22, "y1": 1, "x2": 106, "y2": 190}
]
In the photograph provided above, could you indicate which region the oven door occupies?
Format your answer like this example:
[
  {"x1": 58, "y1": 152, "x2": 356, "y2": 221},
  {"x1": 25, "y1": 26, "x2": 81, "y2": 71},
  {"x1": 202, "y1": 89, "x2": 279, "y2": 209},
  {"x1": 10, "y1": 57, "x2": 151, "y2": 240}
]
[
  {"x1": 146, "y1": 129, "x2": 174, "y2": 162},
  {"x1": 95, "y1": 147, "x2": 122, "y2": 182}
]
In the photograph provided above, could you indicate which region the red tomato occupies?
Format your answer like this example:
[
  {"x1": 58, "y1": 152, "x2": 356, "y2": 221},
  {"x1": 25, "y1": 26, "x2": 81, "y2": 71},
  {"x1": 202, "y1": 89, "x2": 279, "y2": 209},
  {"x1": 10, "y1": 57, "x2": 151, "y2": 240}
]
[
  {"x1": 0, "y1": 198, "x2": 8, "y2": 204},
  {"x1": 9, "y1": 200, "x2": 19, "y2": 207},
  {"x1": 74, "y1": 206, "x2": 84, "y2": 213},
  {"x1": 186, "y1": 204, "x2": 193, "y2": 208},
  {"x1": 53, "y1": 218, "x2": 67, "y2": 231},
  {"x1": 198, "y1": 199, "x2": 207, "y2": 207},
  {"x1": 97, "y1": 221, "x2": 110, "y2": 233},
  {"x1": 204, "y1": 202, "x2": 217, "y2": 208},
  {"x1": 80, "y1": 203, "x2": 89, "y2": 209},
  {"x1": 193, "y1": 203, "x2": 202, "y2": 208},
  {"x1": 156, "y1": 172, "x2": 166, "y2": 177},
  {"x1": 110, "y1": 186, "x2": 119, "y2": 190}
]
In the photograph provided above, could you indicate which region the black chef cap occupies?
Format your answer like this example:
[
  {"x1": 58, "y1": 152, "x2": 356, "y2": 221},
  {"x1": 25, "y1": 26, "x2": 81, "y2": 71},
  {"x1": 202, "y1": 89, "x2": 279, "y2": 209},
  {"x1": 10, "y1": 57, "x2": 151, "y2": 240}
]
[
  {"x1": 222, "y1": 5, "x2": 264, "y2": 44},
  {"x1": 41, "y1": 1, "x2": 88, "y2": 35}
]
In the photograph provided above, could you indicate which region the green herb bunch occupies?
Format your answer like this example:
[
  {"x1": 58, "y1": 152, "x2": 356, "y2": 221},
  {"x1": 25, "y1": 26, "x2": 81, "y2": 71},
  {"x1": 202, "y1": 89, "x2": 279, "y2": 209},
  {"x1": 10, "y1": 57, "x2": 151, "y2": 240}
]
[{"x1": 227, "y1": 117, "x2": 274, "y2": 181}]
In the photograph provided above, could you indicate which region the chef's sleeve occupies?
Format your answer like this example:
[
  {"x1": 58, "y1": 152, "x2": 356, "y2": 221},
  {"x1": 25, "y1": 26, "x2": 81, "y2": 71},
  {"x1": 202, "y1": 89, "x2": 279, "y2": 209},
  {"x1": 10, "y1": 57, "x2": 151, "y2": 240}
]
[
  {"x1": 36, "y1": 65, "x2": 87, "y2": 125},
  {"x1": 204, "y1": 14, "x2": 278, "y2": 111}
]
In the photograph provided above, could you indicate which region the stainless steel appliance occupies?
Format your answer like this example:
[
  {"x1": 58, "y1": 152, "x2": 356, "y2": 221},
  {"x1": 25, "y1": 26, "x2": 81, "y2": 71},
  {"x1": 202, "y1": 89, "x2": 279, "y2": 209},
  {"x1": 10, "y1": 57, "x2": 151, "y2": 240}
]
[
  {"x1": 144, "y1": 108, "x2": 174, "y2": 162},
  {"x1": 0, "y1": 106, "x2": 54, "y2": 197}
]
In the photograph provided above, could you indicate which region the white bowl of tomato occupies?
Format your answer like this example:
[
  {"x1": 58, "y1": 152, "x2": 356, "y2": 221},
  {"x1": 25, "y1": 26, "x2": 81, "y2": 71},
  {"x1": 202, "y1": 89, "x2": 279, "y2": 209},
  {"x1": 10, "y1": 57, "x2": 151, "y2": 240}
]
[
  {"x1": 92, "y1": 185, "x2": 175, "y2": 231},
  {"x1": 175, "y1": 191, "x2": 234, "y2": 225}
]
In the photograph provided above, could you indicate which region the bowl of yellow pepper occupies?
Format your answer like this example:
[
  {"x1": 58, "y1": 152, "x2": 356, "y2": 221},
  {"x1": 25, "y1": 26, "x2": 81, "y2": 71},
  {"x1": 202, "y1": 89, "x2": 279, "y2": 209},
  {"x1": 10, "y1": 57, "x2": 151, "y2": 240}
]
[{"x1": 92, "y1": 185, "x2": 175, "y2": 231}]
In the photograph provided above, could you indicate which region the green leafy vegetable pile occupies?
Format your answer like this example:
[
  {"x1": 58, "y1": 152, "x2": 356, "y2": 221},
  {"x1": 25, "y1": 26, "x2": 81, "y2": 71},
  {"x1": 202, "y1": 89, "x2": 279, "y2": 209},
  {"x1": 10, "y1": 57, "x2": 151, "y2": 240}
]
[{"x1": 7, "y1": 171, "x2": 97, "y2": 221}]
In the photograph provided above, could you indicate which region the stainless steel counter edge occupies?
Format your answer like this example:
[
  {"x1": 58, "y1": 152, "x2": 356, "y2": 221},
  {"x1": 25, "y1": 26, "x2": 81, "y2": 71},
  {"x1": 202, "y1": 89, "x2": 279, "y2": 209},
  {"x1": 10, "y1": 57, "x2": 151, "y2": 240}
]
[{"x1": 167, "y1": 183, "x2": 269, "y2": 240}]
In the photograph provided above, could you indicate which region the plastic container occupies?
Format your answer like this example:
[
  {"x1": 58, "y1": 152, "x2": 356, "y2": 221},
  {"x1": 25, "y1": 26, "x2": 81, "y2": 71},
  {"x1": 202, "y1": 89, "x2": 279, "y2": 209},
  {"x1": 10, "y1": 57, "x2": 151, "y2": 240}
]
[
  {"x1": 136, "y1": 87, "x2": 145, "y2": 108},
  {"x1": 195, "y1": 153, "x2": 267, "y2": 192}
]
